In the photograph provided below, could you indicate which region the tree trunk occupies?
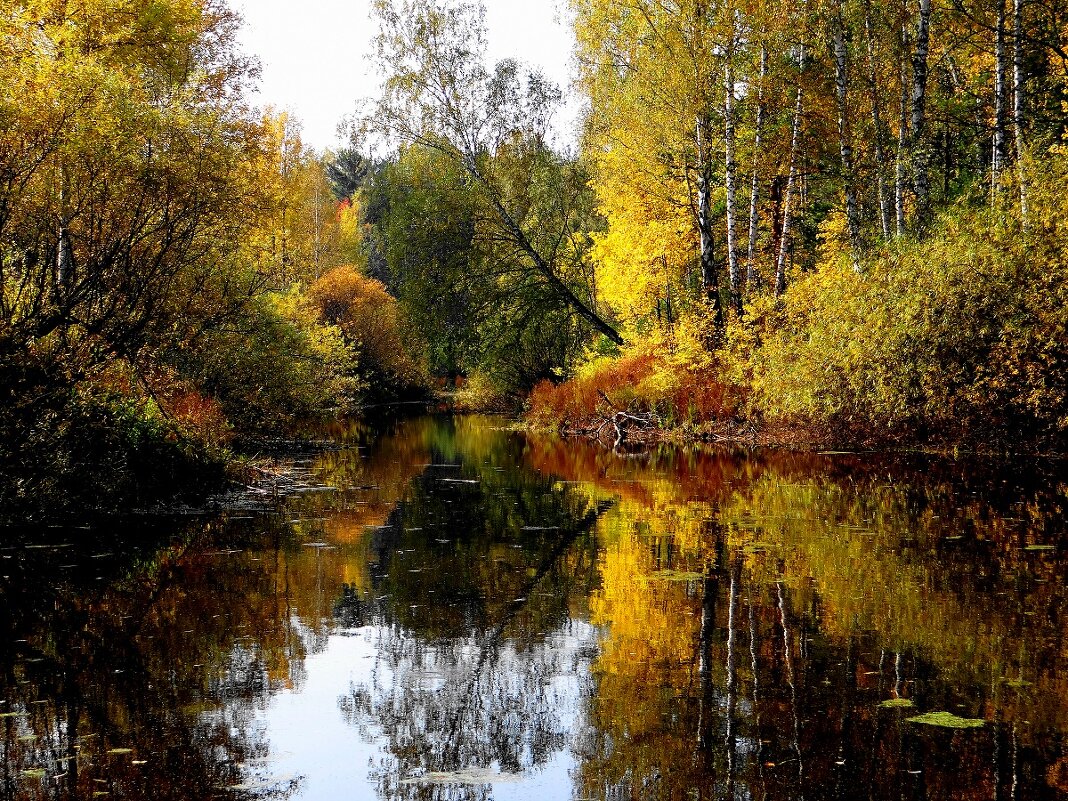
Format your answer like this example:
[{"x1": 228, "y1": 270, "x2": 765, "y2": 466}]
[
  {"x1": 55, "y1": 170, "x2": 74, "y2": 295},
  {"x1": 1013, "y1": 0, "x2": 1029, "y2": 225},
  {"x1": 993, "y1": 0, "x2": 1009, "y2": 188},
  {"x1": 776, "y1": 45, "x2": 805, "y2": 297},
  {"x1": 832, "y1": 3, "x2": 863, "y2": 265},
  {"x1": 747, "y1": 42, "x2": 769, "y2": 287},
  {"x1": 863, "y1": 0, "x2": 893, "y2": 239},
  {"x1": 697, "y1": 116, "x2": 726, "y2": 330},
  {"x1": 724, "y1": 23, "x2": 743, "y2": 315},
  {"x1": 910, "y1": 0, "x2": 933, "y2": 227},
  {"x1": 895, "y1": 22, "x2": 909, "y2": 237}
]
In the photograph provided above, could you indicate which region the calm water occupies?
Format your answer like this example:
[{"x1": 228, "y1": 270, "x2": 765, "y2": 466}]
[{"x1": 2, "y1": 415, "x2": 1067, "y2": 800}]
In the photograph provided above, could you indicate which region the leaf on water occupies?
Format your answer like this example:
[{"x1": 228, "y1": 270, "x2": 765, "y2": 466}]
[
  {"x1": 1003, "y1": 678, "x2": 1032, "y2": 688},
  {"x1": 649, "y1": 570, "x2": 705, "y2": 582},
  {"x1": 879, "y1": 698, "x2": 916, "y2": 709},
  {"x1": 743, "y1": 541, "x2": 779, "y2": 552},
  {"x1": 400, "y1": 769, "x2": 523, "y2": 785},
  {"x1": 906, "y1": 711, "x2": 985, "y2": 728}
]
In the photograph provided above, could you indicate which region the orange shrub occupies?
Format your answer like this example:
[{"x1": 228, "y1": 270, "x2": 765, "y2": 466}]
[
  {"x1": 527, "y1": 344, "x2": 740, "y2": 431},
  {"x1": 308, "y1": 265, "x2": 428, "y2": 393}
]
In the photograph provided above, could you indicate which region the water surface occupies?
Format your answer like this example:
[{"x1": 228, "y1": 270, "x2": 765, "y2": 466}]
[{"x1": 2, "y1": 415, "x2": 1066, "y2": 800}]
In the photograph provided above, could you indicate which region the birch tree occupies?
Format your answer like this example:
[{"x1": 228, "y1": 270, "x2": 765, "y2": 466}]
[
  {"x1": 910, "y1": 0, "x2": 933, "y2": 226},
  {"x1": 776, "y1": 10, "x2": 808, "y2": 297},
  {"x1": 367, "y1": 0, "x2": 624, "y2": 345},
  {"x1": 747, "y1": 41, "x2": 769, "y2": 284},
  {"x1": 830, "y1": 0, "x2": 863, "y2": 263},
  {"x1": 724, "y1": 4, "x2": 743, "y2": 314},
  {"x1": 1012, "y1": 0, "x2": 1028, "y2": 224}
]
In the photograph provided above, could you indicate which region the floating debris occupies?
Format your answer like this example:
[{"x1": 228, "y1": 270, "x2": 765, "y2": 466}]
[
  {"x1": 649, "y1": 570, "x2": 705, "y2": 582},
  {"x1": 879, "y1": 698, "x2": 916, "y2": 709},
  {"x1": 400, "y1": 769, "x2": 523, "y2": 785},
  {"x1": 906, "y1": 712, "x2": 985, "y2": 728}
]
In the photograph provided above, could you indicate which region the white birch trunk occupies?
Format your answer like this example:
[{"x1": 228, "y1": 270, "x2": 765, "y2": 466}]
[
  {"x1": 724, "y1": 18, "x2": 742, "y2": 314},
  {"x1": 832, "y1": 5, "x2": 862, "y2": 266},
  {"x1": 1013, "y1": 0, "x2": 1029, "y2": 226},
  {"x1": 993, "y1": 0, "x2": 1008, "y2": 188},
  {"x1": 895, "y1": 23, "x2": 909, "y2": 237},
  {"x1": 747, "y1": 43, "x2": 768, "y2": 287},
  {"x1": 863, "y1": 0, "x2": 893, "y2": 239},
  {"x1": 910, "y1": 0, "x2": 933, "y2": 225},
  {"x1": 776, "y1": 42, "x2": 805, "y2": 297},
  {"x1": 696, "y1": 116, "x2": 724, "y2": 329}
]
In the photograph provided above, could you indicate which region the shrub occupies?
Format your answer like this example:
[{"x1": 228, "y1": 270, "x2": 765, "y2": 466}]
[
  {"x1": 308, "y1": 265, "x2": 429, "y2": 402},
  {"x1": 527, "y1": 319, "x2": 742, "y2": 431},
  {"x1": 743, "y1": 164, "x2": 1068, "y2": 447},
  {"x1": 178, "y1": 286, "x2": 361, "y2": 432}
]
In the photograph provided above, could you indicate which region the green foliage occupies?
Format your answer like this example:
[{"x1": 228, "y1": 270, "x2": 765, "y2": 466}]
[
  {"x1": 362, "y1": 142, "x2": 604, "y2": 398},
  {"x1": 363, "y1": 145, "x2": 484, "y2": 377},
  {"x1": 176, "y1": 286, "x2": 360, "y2": 432}
]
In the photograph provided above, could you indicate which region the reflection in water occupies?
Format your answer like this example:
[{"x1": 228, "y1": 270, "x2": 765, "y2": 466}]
[{"x1": 1, "y1": 415, "x2": 1066, "y2": 800}]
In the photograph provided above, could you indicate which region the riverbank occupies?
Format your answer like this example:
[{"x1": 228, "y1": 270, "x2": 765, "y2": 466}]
[{"x1": 526, "y1": 405, "x2": 1068, "y2": 457}]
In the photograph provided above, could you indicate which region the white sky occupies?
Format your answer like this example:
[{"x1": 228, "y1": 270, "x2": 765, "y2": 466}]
[{"x1": 233, "y1": 0, "x2": 580, "y2": 154}]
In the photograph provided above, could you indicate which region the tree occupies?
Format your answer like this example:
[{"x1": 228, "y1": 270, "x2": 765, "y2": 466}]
[
  {"x1": 0, "y1": 0, "x2": 263, "y2": 447},
  {"x1": 325, "y1": 146, "x2": 370, "y2": 201},
  {"x1": 365, "y1": 0, "x2": 624, "y2": 345}
]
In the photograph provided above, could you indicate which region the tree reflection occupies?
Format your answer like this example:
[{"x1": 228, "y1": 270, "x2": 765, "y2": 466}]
[
  {"x1": 547, "y1": 440, "x2": 1068, "y2": 801},
  {"x1": 0, "y1": 517, "x2": 308, "y2": 801},
  {"x1": 5, "y1": 416, "x2": 1064, "y2": 801},
  {"x1": 333, "y1": 431, "x2": 610, "y2": 800}
]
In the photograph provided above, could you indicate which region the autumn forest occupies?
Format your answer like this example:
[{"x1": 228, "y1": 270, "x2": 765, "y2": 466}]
[
  {"x1": 2, "y1": 0, "x2": 1067, "y2": 516},
  {"x1": 2, "y1": 3, "x2": 1068, "y2": 798}
]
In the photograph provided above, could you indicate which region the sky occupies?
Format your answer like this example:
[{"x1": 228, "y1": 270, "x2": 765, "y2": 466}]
[{"x1": 233, "y1": 0, "x2": 580, "y2": 153}]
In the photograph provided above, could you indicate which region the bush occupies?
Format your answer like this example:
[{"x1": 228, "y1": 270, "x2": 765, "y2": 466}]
[
  {"x1": 741, "y1": 164, "x2": 1068, "y2": 447},
  {"x1": 527, "y1": 319, "x2": 741, "y2": 431},
  {"x1": 308, "y1": 265, "x2": 429, "y2": 402},
  {"x1": 178, "y1": 286, "x2": 361, "y2": 432}
]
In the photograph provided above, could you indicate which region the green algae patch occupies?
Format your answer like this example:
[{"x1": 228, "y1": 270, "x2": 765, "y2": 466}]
[
  {"x1": 906, "y1": 711, "x2": 985, "y2": 728},
  {"x1": 879, "y1": 698, "x2": 916, "y2": 709}
]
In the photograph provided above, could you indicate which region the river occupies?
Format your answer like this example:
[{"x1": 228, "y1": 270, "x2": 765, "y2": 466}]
[{"x1": 2, "y1": 414, "x2": 1066, "y2": 800}]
